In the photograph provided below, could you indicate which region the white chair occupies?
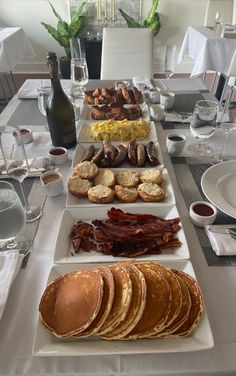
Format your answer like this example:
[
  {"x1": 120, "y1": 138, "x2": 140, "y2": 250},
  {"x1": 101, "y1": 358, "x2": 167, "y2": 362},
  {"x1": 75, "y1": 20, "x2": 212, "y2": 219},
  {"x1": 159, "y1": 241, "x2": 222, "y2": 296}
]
[
  {"x1": 100, "y1": 28, "x2": 153, "y2": 80},
  {"x1": 218, "y1": 48, "x2": 236, "y2": 104}
]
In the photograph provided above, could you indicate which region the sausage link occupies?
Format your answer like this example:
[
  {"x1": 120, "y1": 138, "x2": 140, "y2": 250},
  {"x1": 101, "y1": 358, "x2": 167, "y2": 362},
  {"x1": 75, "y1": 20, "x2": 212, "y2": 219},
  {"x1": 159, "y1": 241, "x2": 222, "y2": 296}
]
[
  {"x1": 91, "y1": 148, "x2": 104, "y2": 165},
  {"x1": 81, "y1": 145, "x2": 95, "y2": 162},
  {"x1": 112, "y1": 144, "x2": 127, "y2": 166},
  {"x1": 146, "y1": 141, "x2": 160, "y2": 165},
  {"x1": 103, "y1": 140, "x2": 116, "y2": 162},
  {"x1": 137, "y1": 144, "x2": 146, "y2": 167},
  {"x1": 127, "y1": 141, "x2": 137, "y2": 166}
]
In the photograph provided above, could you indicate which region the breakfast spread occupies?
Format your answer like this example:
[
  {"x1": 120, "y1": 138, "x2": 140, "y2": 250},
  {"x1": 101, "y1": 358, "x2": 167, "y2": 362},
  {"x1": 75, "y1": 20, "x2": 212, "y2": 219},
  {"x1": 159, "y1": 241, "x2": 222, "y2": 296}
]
[
  {"x1": 39, "y1": 260, "x2": 204, "y2": 340},
  {"x1": 84, "y1": 87, "x2": 143, "y2": 106}
]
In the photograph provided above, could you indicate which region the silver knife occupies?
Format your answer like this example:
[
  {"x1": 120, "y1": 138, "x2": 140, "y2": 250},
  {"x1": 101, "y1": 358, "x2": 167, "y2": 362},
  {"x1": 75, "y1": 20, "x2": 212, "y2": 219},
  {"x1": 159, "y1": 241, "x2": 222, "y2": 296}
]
[{"x1": 207, "y1": 226, "x2": 236, "y2": 234}]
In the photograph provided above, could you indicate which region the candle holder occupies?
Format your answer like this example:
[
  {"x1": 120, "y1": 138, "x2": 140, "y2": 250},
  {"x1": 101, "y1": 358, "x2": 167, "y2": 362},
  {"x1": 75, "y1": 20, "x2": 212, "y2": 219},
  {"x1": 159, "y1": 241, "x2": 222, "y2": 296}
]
[{"x1": 96, "y1": 0, "x2": 116, "y2": 27}]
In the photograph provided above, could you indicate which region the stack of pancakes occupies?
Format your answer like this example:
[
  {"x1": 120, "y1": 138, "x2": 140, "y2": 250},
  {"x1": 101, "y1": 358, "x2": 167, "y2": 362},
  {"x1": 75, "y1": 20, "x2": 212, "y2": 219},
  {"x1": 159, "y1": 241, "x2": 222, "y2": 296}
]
[{"x1": 39, "y1": 262, "x2": 204, "y2": 340}]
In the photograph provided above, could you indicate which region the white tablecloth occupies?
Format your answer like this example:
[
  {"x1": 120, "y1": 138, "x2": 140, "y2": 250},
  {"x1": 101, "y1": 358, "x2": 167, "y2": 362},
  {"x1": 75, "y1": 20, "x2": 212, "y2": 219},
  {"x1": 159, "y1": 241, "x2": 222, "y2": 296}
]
[
  {"x1": 0, "y1": 27, "x2": 35, "y2": 73},
  {"x1": 1, "y1": 80, "x2": 236, "y2": 375},
  {"x1": 178, "y1": 26, "x2": 236, "y2": 77}
]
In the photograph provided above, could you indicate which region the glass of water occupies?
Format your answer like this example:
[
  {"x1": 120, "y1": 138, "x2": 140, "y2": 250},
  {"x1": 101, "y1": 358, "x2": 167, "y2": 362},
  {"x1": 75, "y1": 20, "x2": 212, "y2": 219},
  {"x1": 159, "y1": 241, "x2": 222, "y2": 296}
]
[
  {"x1": 189, "y1": 100, "x2": 219, "y2": 155},
  {"x1": 164, "y1": 44, "x2": 176, "y2": 79},
  {"x1": 37, "y1": 85, "x2": 51, "y2": 116},
  {"x1": 70, "y1": 57, "x2": 89, "y2": 98}
]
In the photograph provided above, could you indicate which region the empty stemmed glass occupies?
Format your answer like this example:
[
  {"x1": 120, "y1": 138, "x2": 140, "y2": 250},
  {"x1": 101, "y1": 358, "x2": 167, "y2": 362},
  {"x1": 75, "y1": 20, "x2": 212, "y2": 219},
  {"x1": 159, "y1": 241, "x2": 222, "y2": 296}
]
[
  {"x1": 219, "y1": 106, "x2": 236, "y2": 161},
  {"x1": 0, "y1": 128, "x2": 42, "y2": 222},
  {"x1": 70, "y1": 57, "x2": 89, "y2": 98},
  {"x1": 164, "y1": 44, "x2": 176, "y2": 79}
]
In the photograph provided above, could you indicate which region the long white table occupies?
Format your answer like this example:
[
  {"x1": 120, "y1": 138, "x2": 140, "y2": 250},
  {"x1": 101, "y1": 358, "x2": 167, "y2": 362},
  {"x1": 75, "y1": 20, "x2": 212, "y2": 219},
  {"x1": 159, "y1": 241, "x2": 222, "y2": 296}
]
[
  {"x1": 178, "y1": 26, "x2": 236, "y2": 77},
  {"x1": 1, "y1": 80, "x2": 236, "y2": 375}
]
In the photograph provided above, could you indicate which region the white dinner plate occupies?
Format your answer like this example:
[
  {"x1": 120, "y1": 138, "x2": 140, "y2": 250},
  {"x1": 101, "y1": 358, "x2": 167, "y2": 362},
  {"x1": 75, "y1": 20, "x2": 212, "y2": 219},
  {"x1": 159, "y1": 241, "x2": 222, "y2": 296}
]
[
  {"x1": 53, "y1": 205, "x2": 190, "y2": 264},
  {"x1": 77, "y1": 120, "x2": 157, "y2": 143},
  {"x1": 32, "y1": 260, "x2": 214, "y2": 356},
  {"x1": 201, "y1": 160, "x2": 236, "y2": 219},
  {"x1": 72, "y1": 141, "x2": 163, "y2": 169},
  {"x1": 66, "y1": 168, "x2": 175, "y2": 207}
]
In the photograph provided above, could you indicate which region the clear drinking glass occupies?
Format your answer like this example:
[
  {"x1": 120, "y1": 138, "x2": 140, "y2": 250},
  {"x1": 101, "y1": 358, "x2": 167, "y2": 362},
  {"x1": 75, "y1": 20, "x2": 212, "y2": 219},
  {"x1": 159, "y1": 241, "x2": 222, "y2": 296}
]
[
  {"x1": 189, "y1": 100, "x2": 219, "y2": 155},
  {"x1": 0, "y1": 181, "x2": 25, "y2": 250},
  {"x1": 70, "y1": 57, "x2": 89, "y2": 98},
  {"x1": 219, "y1": 104, "x2": 236, "y2": 161},
  {"x1": 164, "y1": 44, "x2": 176, "y2": 79},
  {"x1": 0, "y1": 128, "x2": 42, "y2": 223},
  {"x1": 37, "y1": 86, "x2": 51, "y2": 116}
]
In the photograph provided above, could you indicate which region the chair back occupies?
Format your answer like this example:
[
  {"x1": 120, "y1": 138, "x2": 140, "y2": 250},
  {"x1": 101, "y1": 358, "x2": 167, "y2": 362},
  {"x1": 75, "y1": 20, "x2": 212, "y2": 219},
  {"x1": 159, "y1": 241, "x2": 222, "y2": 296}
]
[
  {"x1": 227, "y1": 49, "x2": 236, "y2": 77},
  {"x1": 100, "y1": 28, "x2": 153, "y2": 80}
]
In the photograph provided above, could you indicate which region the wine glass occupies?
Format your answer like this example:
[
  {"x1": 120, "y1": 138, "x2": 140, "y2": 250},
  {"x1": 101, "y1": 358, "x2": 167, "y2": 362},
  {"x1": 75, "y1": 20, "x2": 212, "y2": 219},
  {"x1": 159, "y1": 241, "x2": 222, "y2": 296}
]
[
  {"x1": 164, "y1": 44, "x2": 176, "y2": 79},
  {"x1": 188, "y1": 100, "x2": 219, "y2": 156},
  {"x1": 0, "y1": 181, "x2": 25, "y2": 250},
  {"x1": 70, "y1": 57, "x2": 89, "y2": 98},
  {"x1": 0, "y1": 128, "x2": 42, "y2": 223},
  {"x1": 219, "y1": 105, "x2": 236, "y2": 161}
]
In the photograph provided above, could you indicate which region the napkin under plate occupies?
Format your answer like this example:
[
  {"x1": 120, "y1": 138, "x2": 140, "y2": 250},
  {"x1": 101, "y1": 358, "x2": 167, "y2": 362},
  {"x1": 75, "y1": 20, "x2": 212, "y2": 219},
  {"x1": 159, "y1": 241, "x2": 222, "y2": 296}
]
[{"x1": 205, "y1": 225, "x2": 236, "y2": 256}]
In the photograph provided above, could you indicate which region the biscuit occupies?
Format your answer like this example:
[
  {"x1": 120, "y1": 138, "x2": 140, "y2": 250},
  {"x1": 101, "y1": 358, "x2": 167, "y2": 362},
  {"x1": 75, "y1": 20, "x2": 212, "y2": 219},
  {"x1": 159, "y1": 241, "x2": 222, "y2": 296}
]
[
  {"x1": 73, "y1": 161, "x2": 99, "y2": 179},
  {"x1": 114, "y1": 185, "x2": 138, "y2": 203},
  {"x1": 140, "y1": 169, "x2": 162, "y2": 184},
  {"x1": 88, "y1": 185, "x2": 114, "y2": 203},
  {"x1": 68, "y1": 176, "x2": 92, "y2": 197},
  {"x1": 94, "y1": 169, "x2": 115, "y2": 188},
  {"x1": 115, "y1": 171, "x2": 140, "y2": 188},
  {"x1": 138, "y1": 183, "x2": 165, "y2": 202}
]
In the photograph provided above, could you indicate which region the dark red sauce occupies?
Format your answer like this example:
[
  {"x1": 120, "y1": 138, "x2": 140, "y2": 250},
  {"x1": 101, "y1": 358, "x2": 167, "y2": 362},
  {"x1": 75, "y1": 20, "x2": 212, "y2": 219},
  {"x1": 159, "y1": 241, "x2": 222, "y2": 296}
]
[
  {"x1": 193, "y1": 203, "x2": 214, "y2": 217},
  {"x1": 20, "y1": 129, "x2": 30, "y2": 135},
  {"x1": 50, "y1": 148, "x2": 65, "y2": 156}
]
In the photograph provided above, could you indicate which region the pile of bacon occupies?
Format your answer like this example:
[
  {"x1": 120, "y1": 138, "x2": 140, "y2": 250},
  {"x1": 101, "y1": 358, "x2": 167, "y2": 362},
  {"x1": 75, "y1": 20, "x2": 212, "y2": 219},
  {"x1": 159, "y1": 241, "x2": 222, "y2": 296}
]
[{"x1": 70, "y1": 208, "x2": 182, "y2": 257}]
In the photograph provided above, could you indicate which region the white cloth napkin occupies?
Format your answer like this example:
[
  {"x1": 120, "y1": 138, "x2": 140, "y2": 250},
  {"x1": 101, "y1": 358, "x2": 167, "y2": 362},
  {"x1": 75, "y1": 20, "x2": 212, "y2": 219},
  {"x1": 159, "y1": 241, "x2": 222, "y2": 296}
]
[
  {"x1": 0, "y1": 250, "x2": 23, "y2": 320},
  {"x1": 17, "y1": 79, "x2": 72, "y2": 99},
  {"x1": 205, "y1": 226, "x2": 236, "y2": 256},
  {"x1": 132, "y1": 76, "x2": 153, "y2": 90},
  {"x1": 165, "y1": 112, "x2": 192, "y2": 123}
]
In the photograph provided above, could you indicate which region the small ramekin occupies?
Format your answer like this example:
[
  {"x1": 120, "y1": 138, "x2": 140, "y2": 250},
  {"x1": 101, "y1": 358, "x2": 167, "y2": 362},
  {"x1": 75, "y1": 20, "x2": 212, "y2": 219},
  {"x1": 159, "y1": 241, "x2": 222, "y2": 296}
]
[
  {"x1": 189, "y1": 200, "x2": 217, "y2": 227},
  {"x1": 48, "y1": 147, "x2": 68, "y2": 165},
  {"x1": 13, "y1": 128, "x2": 33, "y2": 145}
]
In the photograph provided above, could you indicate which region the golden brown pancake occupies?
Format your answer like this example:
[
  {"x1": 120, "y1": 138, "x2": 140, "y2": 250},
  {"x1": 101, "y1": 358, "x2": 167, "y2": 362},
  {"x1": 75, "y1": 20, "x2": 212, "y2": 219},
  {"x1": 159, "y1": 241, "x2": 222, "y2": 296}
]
[
  {"x1": 97, "y1": 264, "x2": 132, "y2": 335},
  {"x1": 168, "y1": 269, "x2": 204, "y2": 337},
  {"x1": 39, "y1": 269, "x2": 103, "y2": 338},
  {"x1": 101, "y1": 263, "x2": 146, "y2": 339},
  {"x1": 74, "y1": 267, "x2": 114, "y2": 338},
  {"x1": 125, "y1": 262, "x2": 171, "y2": 339}
]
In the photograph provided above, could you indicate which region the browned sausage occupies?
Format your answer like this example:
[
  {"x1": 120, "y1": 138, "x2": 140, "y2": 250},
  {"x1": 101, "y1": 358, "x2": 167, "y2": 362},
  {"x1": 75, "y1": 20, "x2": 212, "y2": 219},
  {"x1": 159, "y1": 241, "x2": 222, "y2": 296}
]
[
  {"x1": 91, "y1": 148, "x2": 104, "y2": 165},
  {"x1": 103, "y1": 140, "x2": 116, "y2": 162},
  {"x1": 127, "y1": 141, "x2": 137, "y2": 166},
  {"x1": 112, "y1": 144, "x2": 127, "y2": 166},
  {"x1": 146, "y1": 142, "x2": 160, "y2": 165},
  {"x1": 100, "y1": 157, "x2": 110, "y2": 167},
  {"x1": 137, "y1": 144, "x2": 146, "y2": 167},
  {"x1": 81, "y1": 145, "x2": 95, "y2": 162}
]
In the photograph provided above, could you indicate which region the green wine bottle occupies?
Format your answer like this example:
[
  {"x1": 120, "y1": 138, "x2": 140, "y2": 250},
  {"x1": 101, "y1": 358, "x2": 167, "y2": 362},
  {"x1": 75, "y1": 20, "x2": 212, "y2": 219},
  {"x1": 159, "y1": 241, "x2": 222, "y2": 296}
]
[{"x1": 46, "y1": 52, "x2": 76, "y2": 149}]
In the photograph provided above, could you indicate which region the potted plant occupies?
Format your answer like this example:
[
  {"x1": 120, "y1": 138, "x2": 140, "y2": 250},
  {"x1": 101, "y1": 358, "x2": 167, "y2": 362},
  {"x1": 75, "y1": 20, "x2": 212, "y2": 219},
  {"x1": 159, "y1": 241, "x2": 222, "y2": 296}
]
[
  {"x1": 41, "y1": 1, "x2": 86, "y2": 78},
  {"x1": 119, "y1": 0, "x2": 161, "y2": 37}
]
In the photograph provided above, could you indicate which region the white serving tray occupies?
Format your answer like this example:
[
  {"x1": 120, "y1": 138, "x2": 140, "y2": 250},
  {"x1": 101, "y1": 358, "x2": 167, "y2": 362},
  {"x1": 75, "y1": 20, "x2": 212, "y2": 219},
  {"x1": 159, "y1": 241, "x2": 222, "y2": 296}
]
[
  {"x1": 66, "y1": 168, "x2": 175, "y2": 207},
  {"x1": 53, "y1": 205, "x2": 190, "y2": 264},
  {"x1": 33, "y1": 260, "x2": 214, "y2": 356},
  {"x1": 72, "y1": 141, "x2": 163, "y2": 169}
]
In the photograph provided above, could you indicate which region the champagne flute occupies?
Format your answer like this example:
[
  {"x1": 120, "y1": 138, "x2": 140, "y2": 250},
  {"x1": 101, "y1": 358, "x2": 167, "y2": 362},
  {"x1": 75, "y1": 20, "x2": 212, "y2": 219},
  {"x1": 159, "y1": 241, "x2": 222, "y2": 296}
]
[
  {"x1": 0, "y1": 128, "x2": 42, "y2": 223},
  {"x1": 164, "y1": 44, "x2": 176, "y2": 79},
  {"x1": 0, "y1": 181, "x2": 25, "y2": 250},
  {"x1": 70, "y1": 57, "x2": 89, "y2": 98}
]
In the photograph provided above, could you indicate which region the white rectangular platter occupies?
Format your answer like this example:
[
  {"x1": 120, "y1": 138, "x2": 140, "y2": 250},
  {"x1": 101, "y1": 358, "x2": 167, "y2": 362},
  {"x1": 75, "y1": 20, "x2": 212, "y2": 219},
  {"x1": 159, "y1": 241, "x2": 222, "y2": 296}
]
[
  {"x1": 79, "y1": 102, "x2": 150, "y2": 122},
  {"x1": 72, "y1": 141, "x2": 163, "y2": 169},
  {"x1": 66, "y1": 168, "x2": 175, "y2": 207},
  {"x1": 33, "y1": 260, "x2": 214, "y2": 356},
  {"x1": 77, "y1": 120, "x2": 157, "y2": 143},
  {"x1": 53, "y1": 205, "x2": 190, "y2": 264}
]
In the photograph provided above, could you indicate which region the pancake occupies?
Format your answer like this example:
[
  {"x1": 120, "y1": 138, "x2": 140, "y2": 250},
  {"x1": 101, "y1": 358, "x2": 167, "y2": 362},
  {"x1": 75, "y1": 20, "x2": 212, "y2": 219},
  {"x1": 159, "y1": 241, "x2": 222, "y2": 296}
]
[
  {"x1": 97, "y1": 264, "x2": 132, "y2": 335},
  {"x1": 39, "y1": 269, "x2": 103, "y2": 338},
  {"x1": 125, "y1": 262, "x2": 171, "y2": 339},
  {"x1": 74, "y1": 266, "x2": 115, "y2": 338},
  {"x1": 168, "y1": 269, "x2": 204, "y2": 337},
  {"x1": 148, "y1": 263, "x2": 182, "y2": 336},
  {"x1": 101, "y1": 263, "x2": 147, "y2": 340}
]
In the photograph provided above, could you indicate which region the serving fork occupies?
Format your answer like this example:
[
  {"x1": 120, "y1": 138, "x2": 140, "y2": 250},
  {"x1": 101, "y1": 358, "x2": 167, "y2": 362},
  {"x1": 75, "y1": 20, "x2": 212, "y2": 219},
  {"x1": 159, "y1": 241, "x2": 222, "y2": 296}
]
[{"x1": 208, "y1": 226, "x2": 236, "y2": 239}]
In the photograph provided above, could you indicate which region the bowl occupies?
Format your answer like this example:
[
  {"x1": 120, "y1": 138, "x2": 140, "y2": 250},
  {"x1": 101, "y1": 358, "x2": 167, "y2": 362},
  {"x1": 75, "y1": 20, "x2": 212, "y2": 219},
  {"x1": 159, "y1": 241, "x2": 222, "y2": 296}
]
[
  {"x1": 48, "y1": 147, "x2": 68, "y2": 165},
  {"x1": 189, "y1": 200, "x2": 217, "y2": 227},
  {"x1": 149, "y1": 104, "x2": 165, "y2": 121},
  {"x1": 13, "y1": 128, "x2": 33, "y2": 145}
]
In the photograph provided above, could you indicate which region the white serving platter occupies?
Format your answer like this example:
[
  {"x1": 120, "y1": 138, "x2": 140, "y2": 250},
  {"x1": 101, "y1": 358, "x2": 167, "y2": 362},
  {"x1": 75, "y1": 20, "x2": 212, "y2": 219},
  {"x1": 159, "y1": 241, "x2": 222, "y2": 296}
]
[
  {"x1": 32, "y1": 260, "x2": 214, "y2": 356},
  {"x1": 72, "y1": 141, "x2": 163, "y2": 169},
  {"x1": 77, "y1": 120, "x2": 157, "y2": 143},
  {"x1": 66, "y1": 168, "x2": 175, "y2": 207},
  {"x1": 53, "y1": 205, "x2": 190, "y2": 264}
]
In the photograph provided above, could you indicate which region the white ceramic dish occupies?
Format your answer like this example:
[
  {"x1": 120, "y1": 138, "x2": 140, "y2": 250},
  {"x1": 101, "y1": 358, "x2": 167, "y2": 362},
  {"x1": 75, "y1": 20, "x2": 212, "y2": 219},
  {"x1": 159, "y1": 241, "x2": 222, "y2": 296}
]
[
  {"x1": 66, "y1": 168, "x2": 175, "y2": 207},
  {"x1": 77, "y1": 120, "x2": 157, "y2": 143},
  {"x1": 32, "y1": 260, "x2": 214, "y2": 356},
  {"x1": 72, "y1": 141, "x2": 163, "y2": 169},
  {"x1": 80, "y1": 103, "x2": 150, "y2": 122},
  {"x1": 53, "y1": 205, "x2": 190, "y2": 264},
  {"x1": 201, "y1": 160, "x2": 236, "y2": 219}
]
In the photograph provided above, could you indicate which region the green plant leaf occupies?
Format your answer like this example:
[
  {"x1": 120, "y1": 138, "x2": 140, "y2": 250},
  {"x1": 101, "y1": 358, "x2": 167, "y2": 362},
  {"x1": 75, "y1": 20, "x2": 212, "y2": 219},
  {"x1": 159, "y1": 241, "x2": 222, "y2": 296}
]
[
  {"x1": 119, "y1": 8, "x2": 141, "y2": 28},
  {"x1": 57, "y1": 19, "x2": 69, "y2": 36},
  {"x1": 69, "y1": 15, "x2": 86, "y2": 37},
  {"x1": 48, "y1": 1, "x2": 62, "y2": 21},
  {"x1": 146, "y1": 0, "x2": 159, "y2": 25},
  {"x1": 41, "y1": 22, "x2": 69, "y2": 48}
]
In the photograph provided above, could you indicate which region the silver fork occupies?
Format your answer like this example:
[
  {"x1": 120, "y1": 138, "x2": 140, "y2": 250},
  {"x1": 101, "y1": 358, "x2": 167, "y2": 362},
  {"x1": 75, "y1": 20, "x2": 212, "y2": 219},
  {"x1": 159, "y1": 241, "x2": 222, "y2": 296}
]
[{"x1": 207, "y1": 226, "x2": 236, "y2": 239}]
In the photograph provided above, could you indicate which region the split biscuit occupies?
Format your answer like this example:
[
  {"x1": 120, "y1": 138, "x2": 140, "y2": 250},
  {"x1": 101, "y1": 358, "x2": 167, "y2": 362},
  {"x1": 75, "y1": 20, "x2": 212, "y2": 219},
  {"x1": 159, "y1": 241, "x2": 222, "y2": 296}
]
[
  {"x1": 68, "y1": 176, "x2": 92, "y2": 197},
  {"x1": 114, "y1": 185, "x2": 138, "y2": 203},
  {"x1": 140, "y1": 169, "x2": 162, "y2": 184},
  {"x1": 73, "y1": 161, "x2": 99, "y2": 179},
  {"x1": 115, "y1": 171, "x2": 139, "y2": 188},
  {"x1": 94, "y1": 169, "x2": 115, "y2": 188},
  {"x1": 88, "y1": 184, "x2": 114, "y2": 203},
  {"x1": 138, "y1": 182, "x2": 165, "y2": 202}
]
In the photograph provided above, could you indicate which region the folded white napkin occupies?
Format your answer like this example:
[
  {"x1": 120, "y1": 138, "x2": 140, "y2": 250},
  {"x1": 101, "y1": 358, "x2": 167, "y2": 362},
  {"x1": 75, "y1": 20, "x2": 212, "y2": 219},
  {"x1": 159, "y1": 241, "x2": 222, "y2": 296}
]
[
  {"x1": 0, "y1": 250, "x2": 23, "y2": 320},
  {"x1": 205, "y1": 226, "x2": 236, "y2": 256},
  {"x1": 133, "y1": 76, "x2": 153, "y2": 90},
  {"x1": 165, "y1": 112, "x2": 192, "y2": 123},
  {"x1": 17, "y1": 79, "x2": 72, "y2": 99},
  {"x1": 154, "y1": 78, "x2": 207, "y2": 92}
]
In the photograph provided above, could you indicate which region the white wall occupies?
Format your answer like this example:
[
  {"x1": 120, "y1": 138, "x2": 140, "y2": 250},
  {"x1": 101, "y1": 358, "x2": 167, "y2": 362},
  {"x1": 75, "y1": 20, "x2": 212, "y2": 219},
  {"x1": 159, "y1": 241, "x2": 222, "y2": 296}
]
[{"x1": 0, "y1": 0, "x2": 234, "y2": 74}]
